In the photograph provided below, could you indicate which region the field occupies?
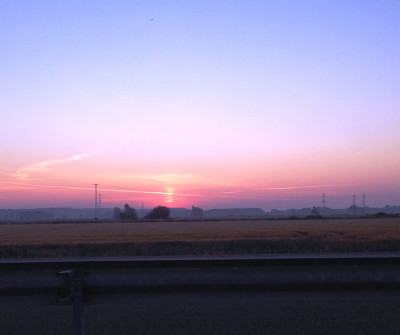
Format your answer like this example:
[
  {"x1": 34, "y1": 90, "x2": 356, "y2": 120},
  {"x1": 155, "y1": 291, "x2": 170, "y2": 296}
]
[
  {"x1": 1, "y1": 218, "x2": 400, "y2": 246},
  {"x1": 1, "y1": 218, "x2": 400, "y2": 258}
]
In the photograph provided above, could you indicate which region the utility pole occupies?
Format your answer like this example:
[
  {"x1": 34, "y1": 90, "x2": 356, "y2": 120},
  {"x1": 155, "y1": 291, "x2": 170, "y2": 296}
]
[
  {"x1": 322, "y1": 193, "x2": 326, "y2": 208},
  {"x1": 94, "y1": 184, "x2": 98, "y2": 220},
  {"x1": 98, "y1": 194, "x2": 102, "y2": 219},
  {"x1": 352, "y1": 194, "x2": 356, "y2": 217}
]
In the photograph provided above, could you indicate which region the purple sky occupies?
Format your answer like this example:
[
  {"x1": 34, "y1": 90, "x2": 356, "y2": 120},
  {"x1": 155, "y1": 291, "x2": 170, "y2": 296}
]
[{"x1": 1, "y1": 1, "x2": 400, "y2": 210}]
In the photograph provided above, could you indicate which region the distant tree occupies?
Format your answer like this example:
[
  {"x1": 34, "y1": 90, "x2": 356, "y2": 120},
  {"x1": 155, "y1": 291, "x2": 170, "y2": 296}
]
[
  {"x1": 112, "y1": 207, "x2": 122, "y2": 220},
  {"x1": 311, "y1": 206, "x2": 319, "y2": 215},
  {"x1": 113, "y1": 204, "x2": 138, "y2": 221},
  {"x1": 376, "y1": 212, "x2": 387, "y2": 218},
  {"x1": 191, "y1": 206, "x2": 204, "y2": 218},
  {"x1": 121, "y1": 204, "x2": 138, "y2": 220},
  {"x1": 146, "y1": 206, "x2": 170, "y2": 219}
]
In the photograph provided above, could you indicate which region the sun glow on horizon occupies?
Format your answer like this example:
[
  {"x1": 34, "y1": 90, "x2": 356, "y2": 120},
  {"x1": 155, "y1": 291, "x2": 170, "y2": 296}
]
[{"x1": 165, "y1": 187, "x2": 174, "y2": 203}]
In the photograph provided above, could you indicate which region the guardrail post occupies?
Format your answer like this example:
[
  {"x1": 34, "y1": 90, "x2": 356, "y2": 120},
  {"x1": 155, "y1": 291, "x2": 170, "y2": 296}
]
[{"x1": 57, "y1": 269, "x2": 84, "y2": 335}]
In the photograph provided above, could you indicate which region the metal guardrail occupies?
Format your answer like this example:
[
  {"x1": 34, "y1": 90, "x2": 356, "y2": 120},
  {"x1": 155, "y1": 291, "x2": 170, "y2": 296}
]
[{"x1": 1, "y1": 254, "x2": 400, "y2": 335}]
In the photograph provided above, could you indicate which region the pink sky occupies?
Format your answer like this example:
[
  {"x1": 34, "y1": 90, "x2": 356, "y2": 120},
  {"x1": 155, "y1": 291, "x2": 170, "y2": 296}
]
[{"x1": 1, "y1": 150, "x2": 399, "y2": 210}]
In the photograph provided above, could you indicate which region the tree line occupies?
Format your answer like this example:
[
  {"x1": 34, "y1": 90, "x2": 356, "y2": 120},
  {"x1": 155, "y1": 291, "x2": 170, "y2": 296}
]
[{"x1": 112, "y1": 204, "x2": 171, "y2": 220}]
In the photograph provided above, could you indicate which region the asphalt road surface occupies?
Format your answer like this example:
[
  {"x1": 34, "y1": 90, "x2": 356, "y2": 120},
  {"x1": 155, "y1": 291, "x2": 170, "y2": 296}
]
[{"x1": 2, "y1": 290, "x2": 400, "y2": 335}]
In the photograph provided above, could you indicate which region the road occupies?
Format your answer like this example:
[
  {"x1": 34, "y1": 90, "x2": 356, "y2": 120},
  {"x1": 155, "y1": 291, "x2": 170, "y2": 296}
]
[
  {"x1": 2, "y1": 254, "x2": 400, "y2": 334},
  {"x1": 1, "y1": 290, "x2": 400, "y2": 334}
]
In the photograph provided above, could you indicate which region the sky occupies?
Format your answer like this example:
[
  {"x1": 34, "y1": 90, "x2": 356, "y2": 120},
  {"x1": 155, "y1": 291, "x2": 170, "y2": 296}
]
[{"x1": 1, "y1": 1, "x2": 400, "y2": 211}]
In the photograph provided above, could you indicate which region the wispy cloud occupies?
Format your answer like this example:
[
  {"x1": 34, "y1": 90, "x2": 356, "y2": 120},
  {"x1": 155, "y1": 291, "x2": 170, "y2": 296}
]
[
  {"x1": 118, "y1": 173, "x2": 196, "y2": 184},
  {"x1": 0, "y1": 181, "x2": 198, "y2": 198},
  {"x1": 97, "y1": 186, "x2": 200, "y2": 197},
  {"x1": 98, "y1": 187, "x2": 174, "y2": 196},
  {"x1": 256, "y1": 184, "x2": 346, "y2": 191},
  {"x1": 10, "y1": 153, "x2": 100, "y2": 180},
  {"x1": 200, "y1": 184, "x2": 353, "y2": 200}
]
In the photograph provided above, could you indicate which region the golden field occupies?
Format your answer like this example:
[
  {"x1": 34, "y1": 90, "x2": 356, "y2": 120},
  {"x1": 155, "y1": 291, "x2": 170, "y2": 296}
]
[{"x1": 1, "y1": 218, "x2": 400, "y2": 246}]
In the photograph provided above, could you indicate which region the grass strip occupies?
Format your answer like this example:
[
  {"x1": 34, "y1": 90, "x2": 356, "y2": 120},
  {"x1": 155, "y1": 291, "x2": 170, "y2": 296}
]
[{"x1": 2, "y1": 238, "x2": 400, "y2": 259}]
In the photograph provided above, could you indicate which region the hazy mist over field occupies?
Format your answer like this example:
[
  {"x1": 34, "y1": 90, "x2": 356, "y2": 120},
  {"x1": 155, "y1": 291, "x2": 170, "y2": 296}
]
[{"x1": 1, "y1": 1, "x2": 399, "y2": 211}]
